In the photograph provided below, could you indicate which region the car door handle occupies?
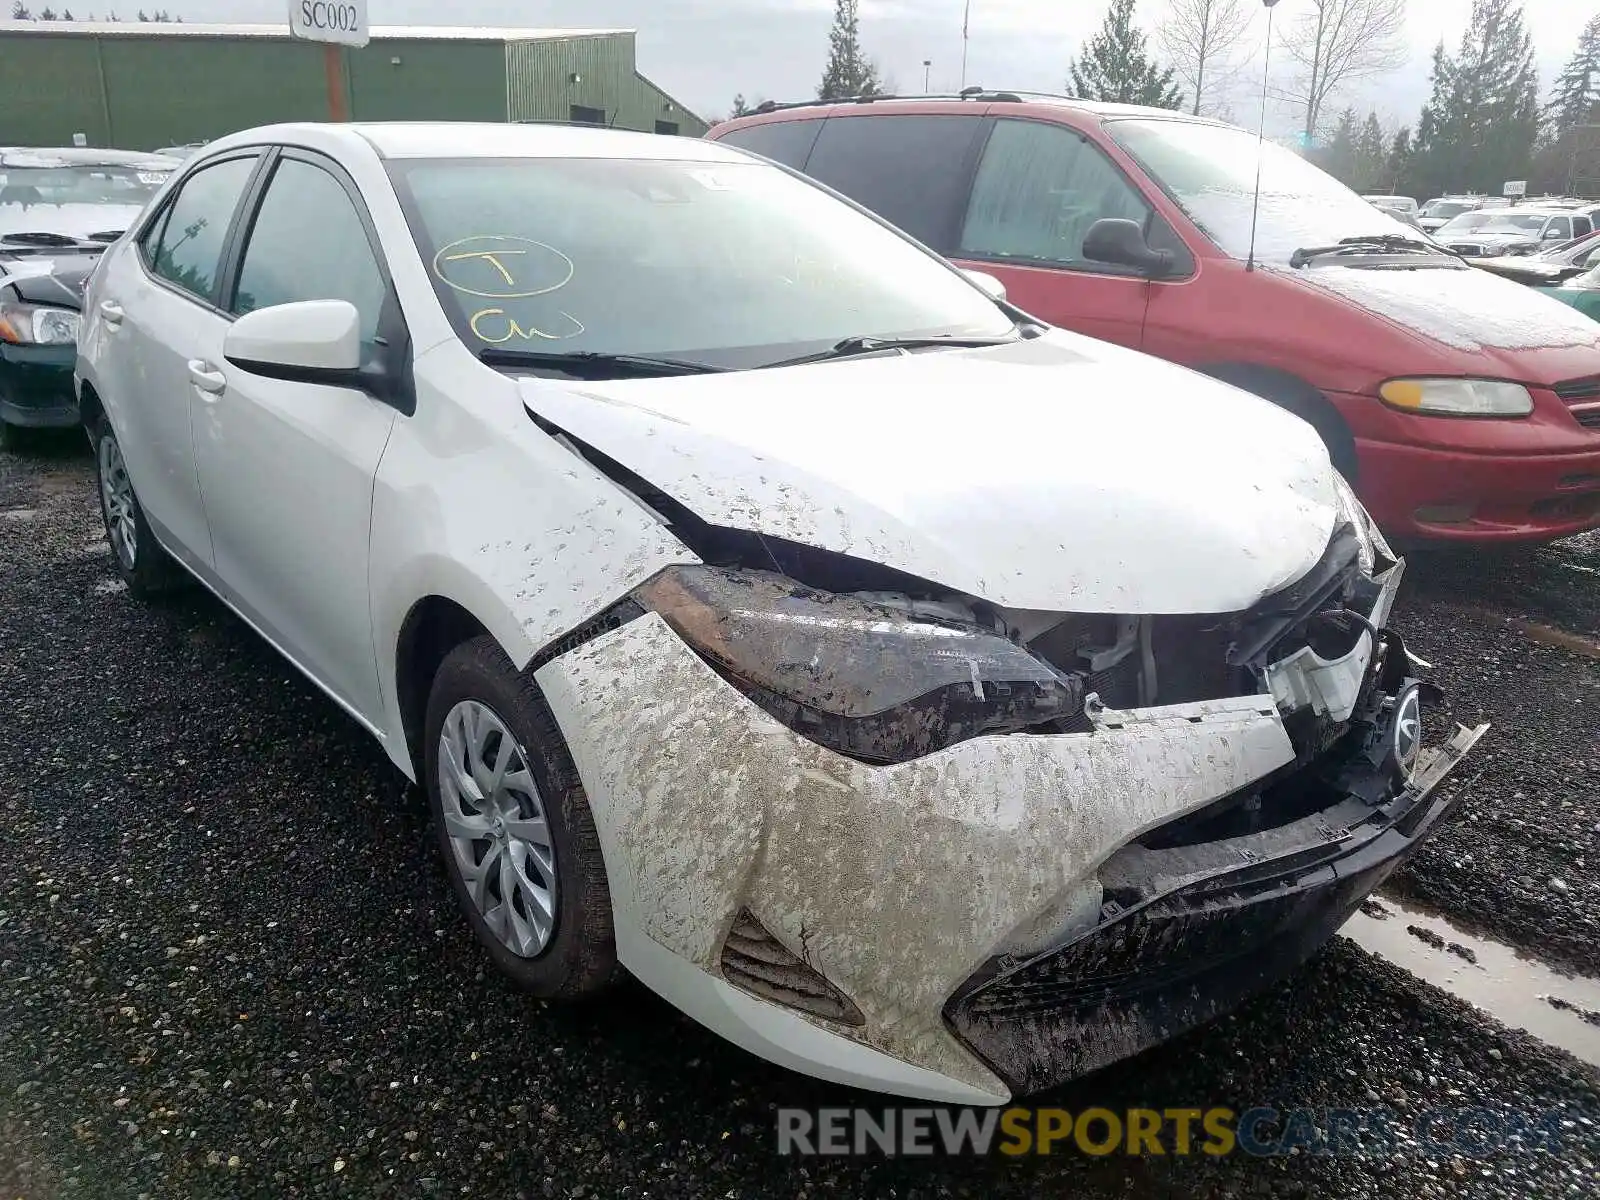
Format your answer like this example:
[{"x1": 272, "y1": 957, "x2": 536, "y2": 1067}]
[
  {"x1": 187, "y1": 360, "x2": 227, "y2": 396},
  {"x1": 99, "y1": 300, "x2": 124, "y2": 327}
]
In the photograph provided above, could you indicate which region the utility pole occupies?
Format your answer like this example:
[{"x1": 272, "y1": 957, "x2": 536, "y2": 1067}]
[
  {"x1": 960, "y1": 0, "x2": 971, "y2": 89},
  {"x1": 923, "y1": 59, "x2": 932, "y2": 90}
]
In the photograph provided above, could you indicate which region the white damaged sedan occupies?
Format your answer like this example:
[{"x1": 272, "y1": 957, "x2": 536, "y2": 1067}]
[{"x1": 76, "y1": 122, "x2": 1486, "y2": 1104}]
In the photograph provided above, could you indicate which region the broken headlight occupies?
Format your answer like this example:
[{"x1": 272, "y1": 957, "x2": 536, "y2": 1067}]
[
  {"x1": 635, "y1": 565, "x2": 1084, "y2": 764},
  {"x1": 1331, "y1": 473, "x2": 1394, "y2": 575}
]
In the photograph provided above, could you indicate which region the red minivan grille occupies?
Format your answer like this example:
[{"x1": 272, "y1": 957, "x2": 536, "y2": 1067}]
[
  {"x1": 1553, "y1": 376, "x2": 1600, "y2": 402},
  {"x1": 1551, "y1": 377, "x2": 1600, "y2": 427}
]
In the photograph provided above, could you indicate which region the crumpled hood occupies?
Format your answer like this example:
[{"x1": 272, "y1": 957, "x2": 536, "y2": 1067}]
[
  {"x1": 0, "y1": 250, "x2": 100, "y2": 310},
  {"x1": 518, "y1": 334, "x2": 1342, "y2": 615}
]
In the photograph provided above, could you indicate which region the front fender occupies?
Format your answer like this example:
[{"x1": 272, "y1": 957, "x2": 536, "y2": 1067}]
[{"x1": 368, "y1": 342, "x2": 698, "y2": 778}]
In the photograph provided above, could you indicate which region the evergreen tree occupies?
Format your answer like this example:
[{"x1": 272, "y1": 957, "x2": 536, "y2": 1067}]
[
  {"x1": 10, "y1": 2, "x2": 31, "y2": 17},
  {"x1": 1547, "y1": 14, "x2": 1600, "y2": 136},
  {"x1": 1318, "y1": 107, "x2": 1361, "y2": 183},
  {"x1": 1412, "y1": 1, "x2": 1540, "y2": 198},
  {"x1": 1387, "y1": 127, "x2": 1414, "y2": 192},
  {"x1": 731, "y1": 93, "x2": 752, "y2": 118},
  {"x1": 817, "y1": 0, "x2": 881, "y2": 100},
  {"x1": 1068, "y1": 0, "x2": 1184, "y2": 110}
]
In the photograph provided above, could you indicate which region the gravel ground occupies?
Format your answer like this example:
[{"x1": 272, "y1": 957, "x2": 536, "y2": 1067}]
[
  {"x1": 2, "y1": 441, "x2": 1598, "y2": 1199},
  {"x1": 1392, "y1": 534, "x2": 1600, "y2": 977}
]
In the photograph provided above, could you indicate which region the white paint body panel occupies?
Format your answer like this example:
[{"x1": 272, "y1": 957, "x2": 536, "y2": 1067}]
[
  {"x1": 519, "y1": 333, "x2": 1341, "y2": 614},
  {"x1": 537, "y1": 613, "x2": 1297, "y2": 1101}
]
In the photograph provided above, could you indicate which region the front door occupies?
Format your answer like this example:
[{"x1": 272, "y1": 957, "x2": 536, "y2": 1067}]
[{"x1": 190, "y1": 151, "x2": 399, "y2": 724}]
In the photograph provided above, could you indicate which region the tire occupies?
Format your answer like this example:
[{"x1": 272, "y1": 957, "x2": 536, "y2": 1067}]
[
  {"x1": 0, "y1": 418, "x2": 21, "y2": 452},
  {"x1": 423, "y1": 635, "x2": 617, "y2": 999},
  {"x1": 89, "y1": 415, "x2": 183, "y2": 598}
]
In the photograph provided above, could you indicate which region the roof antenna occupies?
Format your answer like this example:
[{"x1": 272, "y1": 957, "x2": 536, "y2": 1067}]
[{"x1": 1245, "y1": 0, "x2": 1282, "y2": 273}]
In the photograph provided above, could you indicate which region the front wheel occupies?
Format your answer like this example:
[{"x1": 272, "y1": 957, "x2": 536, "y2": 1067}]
[
  {"x1": 423, "y1": 636, "x2": 618, "y2": 999},
  {"x1": 91, "y1": 416, "x2": 182, "y2": 597}
]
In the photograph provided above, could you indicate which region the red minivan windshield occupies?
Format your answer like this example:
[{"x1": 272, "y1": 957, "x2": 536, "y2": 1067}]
[{"x1": 1106, "y1": 118, "x2": 1457, "y2": 270}]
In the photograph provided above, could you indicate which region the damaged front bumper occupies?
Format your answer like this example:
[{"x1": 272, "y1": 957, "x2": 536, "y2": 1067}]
[
  {"x1": 533, "y1": 559, "x2": 1486, "y2": 1103},
  {"x1": 944, "y1": 708, "x2": 1486, "y2": 1097}
]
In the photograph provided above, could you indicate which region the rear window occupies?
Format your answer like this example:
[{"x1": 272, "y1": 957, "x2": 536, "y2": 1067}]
[
  {"x1": 714, "y1": 118, "x2": 824, "y2": 169},
  {"x1": 801, "y1": 115, "x2": 984, "y2": 250}
]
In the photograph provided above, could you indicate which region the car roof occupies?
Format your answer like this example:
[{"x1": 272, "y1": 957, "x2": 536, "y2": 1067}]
[
  {"x1": 203, "y1": 122, "x2": 750, "y2": 164},
  {"x1": 714, "y1": 91, "x2": 1234, "y2": 133},
  {"x1": 1461, "y1": 206, "x2": 1578, "y2": 218},
  {"x1": 0, "y1": 147, "x2": 181, "y2": 169}
]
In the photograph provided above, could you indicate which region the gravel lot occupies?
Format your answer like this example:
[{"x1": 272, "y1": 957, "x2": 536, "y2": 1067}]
[
  {"x1": 1393, "y1": 534, "x2": 1600, "y2": 977},
  {"x1": 2, "y1": 441, "x2": 1598, "y2": 1199}
]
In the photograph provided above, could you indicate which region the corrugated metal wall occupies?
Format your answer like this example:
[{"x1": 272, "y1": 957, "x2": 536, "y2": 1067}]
[
  {"x1": 505, "y1": 33, "x2": 707, "y2": 136},
  {"x1": 0, "y1": 27, "x2": 704, "y2": 150},
  {"x1": 0, "y1": 30, "x2": 506, "y2": 149}
]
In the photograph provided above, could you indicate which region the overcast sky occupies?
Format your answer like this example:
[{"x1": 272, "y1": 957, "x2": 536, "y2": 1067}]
[{"x1": 38, "y1": 0, "x2": 1598, "y2": 131}]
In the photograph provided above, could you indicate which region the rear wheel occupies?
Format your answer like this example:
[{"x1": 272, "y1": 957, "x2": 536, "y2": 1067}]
[
  {"x1": 91, "y1": 416, "x2": 182, "y2": 597},
  {"x1": 423, "y1": 635, "x2": 617, "y2": 999}
]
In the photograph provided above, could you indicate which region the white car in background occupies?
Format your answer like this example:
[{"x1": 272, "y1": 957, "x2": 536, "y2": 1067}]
[{"x1": 75, "y1": 122, "x2": 1483, "y2": 1104}]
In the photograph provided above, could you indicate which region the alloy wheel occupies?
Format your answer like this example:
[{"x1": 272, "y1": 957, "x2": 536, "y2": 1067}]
[
  {"x1": 98, "y1": 433, "x2": 138, "y2": 571},
  {"x1": 437, "y1": 699, "x2": 559, "y2": 958}
]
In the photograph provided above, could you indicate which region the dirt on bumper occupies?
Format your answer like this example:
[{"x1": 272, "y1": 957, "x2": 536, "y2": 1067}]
[{"x1": 944, "y1": 721, "x2": 1487, "y2": 1096}]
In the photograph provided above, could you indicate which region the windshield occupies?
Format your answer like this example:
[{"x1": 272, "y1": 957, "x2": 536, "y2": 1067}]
[
  {"x1": 388, "y1": 156, "x2": 1015, "y2": 369},
  {"x1": 0, "y1": 164, "x2": 168, "y2": 209},
  {"x1": 1421, "y1": 200, "x2": 1476, "y2": 219},
  {"x1": 1438, "y1": 212, "x2": 1546, "y2": 235},
  {"x1": 1104, "y1": 118, "x2": 1427, "y2": 267}
]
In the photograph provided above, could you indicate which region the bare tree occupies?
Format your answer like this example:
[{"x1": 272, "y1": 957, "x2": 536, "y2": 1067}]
[
  {"x1": 1280, "y1": 0, "x2": 1407, "y2": 143},
  {"x1": 1157, "y1": 0, "x2": 1253, "y2": 117}
]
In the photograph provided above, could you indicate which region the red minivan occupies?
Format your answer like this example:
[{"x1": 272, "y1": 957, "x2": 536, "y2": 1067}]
[{"x1": 707, "y1": 94, "x2": 1600, "y2": 544}]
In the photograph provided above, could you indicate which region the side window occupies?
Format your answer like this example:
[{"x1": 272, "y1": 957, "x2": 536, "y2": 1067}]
[
  {"x1": 231, "y1": 157, "x2": 387, "y2": 344},
  {"x1": 715, "y1": 118, "x2": 824, "y2": 170},
  {"x1": 959, "y1": 119, "x2": 1152, "y2": 269},
  {"x1": 138, "y1": 203, "x2": 172, "y2": 265},
  {"x1": 148, "y1": 156, "x2": 258, "y2": 302},
  {"x1": 1575, "y1": 216, "x2": 1593, "y2": 238},
  {"x1": 802, "y1": 115, "x2": 984, "y2": 249},
  {"x1": 1548, "y1": 216, "x2": 1572, "y2": 240}
]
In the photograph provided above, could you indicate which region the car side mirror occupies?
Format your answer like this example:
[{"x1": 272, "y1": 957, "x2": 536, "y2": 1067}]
[
  {"x1": 224, "y1": 299, "x2": 367, "y2": 386},
  {"x1": 1543, "y1": 228, "x2": 1565, "y2": 241},
  {"x1": 960, "y1": 268, "x2": 1008, "y2": 302},
  {"x1": 1082, "y1": 218, "x2": 1175, "y2": 277}
]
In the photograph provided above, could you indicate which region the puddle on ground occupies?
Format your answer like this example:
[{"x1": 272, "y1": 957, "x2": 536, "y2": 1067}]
[{"x1": 1341, "y1": 896, "x2": 1600, "y2": 1067}]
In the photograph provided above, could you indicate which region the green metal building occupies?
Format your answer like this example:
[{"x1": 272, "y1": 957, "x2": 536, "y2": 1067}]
[{"x1": 0, "y1": 21, "x2": 707, "y2": 151}]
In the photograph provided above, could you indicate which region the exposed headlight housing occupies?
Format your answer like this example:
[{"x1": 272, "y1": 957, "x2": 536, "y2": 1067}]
[
  {"x1": 1330, "y1": 473, "x2": 1394, "y2": 576},
  {"x1": 1378, "y1": 377, "x2": 1534, "y2": 418},
  {"x1": 635, "y1": 566, "x2": 1085, "y2": 764},
  {"x1": 0, "y1": 301, "x2": 80, "y2": 346}
]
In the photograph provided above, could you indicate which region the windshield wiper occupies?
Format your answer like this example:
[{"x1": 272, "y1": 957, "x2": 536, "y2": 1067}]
[
  {"x1": 764, "y1": 333, "x2": 1020, "y2": 369},
  {"x1": 478, "y1": 347, "x2": 725, "y2": 379},
  {"x1": 1, "y1": 231, "x2": 84, "y2": 247},
  {"x1": 1289, "y1": 234, "x2": 1444, "y2": 269}
]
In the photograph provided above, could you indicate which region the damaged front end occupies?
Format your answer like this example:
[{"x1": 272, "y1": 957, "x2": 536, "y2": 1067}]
[
  {"x1": 529, "y1": 420, "x2": 1486, "y2": 1099},
  {"x1": 941, "y1": 547, "x2": 1490, "y2": 1095}
]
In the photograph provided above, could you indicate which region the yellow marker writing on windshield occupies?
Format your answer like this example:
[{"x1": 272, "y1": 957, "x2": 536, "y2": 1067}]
[
  {"x1": 443, "y1": 249, "x2": 526, "y2": 287},
  {"x1": 470, "y1": 308, "x2": 586, "y2": 344}
]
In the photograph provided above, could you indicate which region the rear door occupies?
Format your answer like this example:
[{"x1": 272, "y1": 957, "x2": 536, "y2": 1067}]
[
  {"x1": 950, "y1": 118, "x2": 1160, "y2": 349},
  {"x1": 101, "y1": 151, "x2": 262, "y2": 572}
]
